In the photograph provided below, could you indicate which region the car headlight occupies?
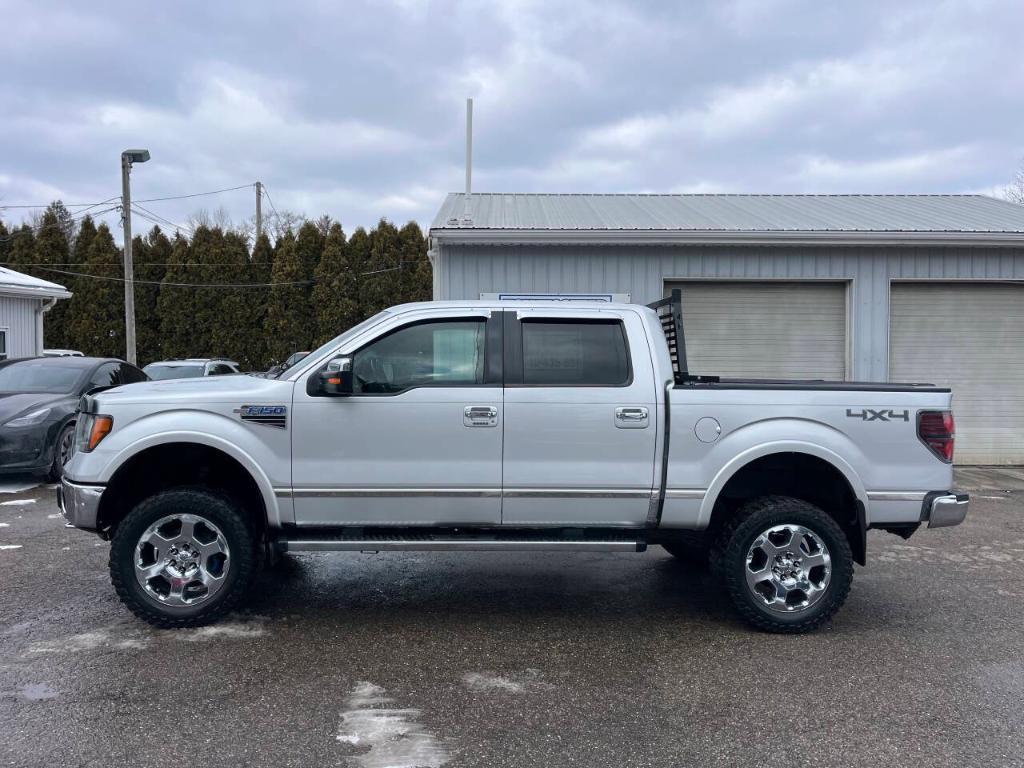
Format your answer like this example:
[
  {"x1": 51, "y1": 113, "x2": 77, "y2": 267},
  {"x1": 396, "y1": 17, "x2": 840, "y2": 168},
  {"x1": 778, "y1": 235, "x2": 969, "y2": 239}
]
[
  {"x1": 74, "y1": 413, "x2": 113, "y2": 453},
  {"x1": 5, "y1": 407, "x2": 52, "y2": 428}
]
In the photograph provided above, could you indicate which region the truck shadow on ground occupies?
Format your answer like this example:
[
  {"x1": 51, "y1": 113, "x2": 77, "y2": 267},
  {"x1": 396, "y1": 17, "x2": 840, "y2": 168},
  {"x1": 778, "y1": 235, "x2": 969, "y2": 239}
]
[{"x1": 246, "y1": 551, "x2": 745, "y2": 631}]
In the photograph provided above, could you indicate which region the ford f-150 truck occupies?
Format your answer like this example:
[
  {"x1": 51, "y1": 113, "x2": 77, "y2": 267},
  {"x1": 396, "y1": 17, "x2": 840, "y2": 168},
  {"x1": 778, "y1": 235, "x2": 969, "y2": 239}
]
[{"x1": 59, "y1": 293, "x2": 969, "y2": 633}]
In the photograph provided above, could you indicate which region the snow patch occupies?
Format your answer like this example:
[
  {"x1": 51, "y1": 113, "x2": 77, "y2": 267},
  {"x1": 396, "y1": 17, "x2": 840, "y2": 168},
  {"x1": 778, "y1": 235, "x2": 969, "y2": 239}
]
[
  {"x1": 47, "y1": 513, "x2": 61, "y2": 519},
  {"x1": 336, "y1": 681, "x2": 449, "y2": 768},
  {"x1": 0, "y1": 544, "x2": 23, "y2": 550},
  {"x1": 177, "y1": 618, "x2": 267, "y2": 642},
  {"x1": 0, "y1": 523, "x2": 9, "y2": 527},
  {"x1": 461, "y1": 673, "x2": 525, "y2": 693},
  {"x1": 1, "y1": 499, "x2": 36, "y2": 506},
  {"x1": 18, "y1": 683, "x2": 58, "y2": 701},
  {"x1": 27, "y1": 627, "x2": 150, "y2": 654},
  {"x1": 461, "y1": 669, "x2": 549, "y2": 694},
  {"x1": 0, "y1": 481, "x2": 39, "y2": 494}
]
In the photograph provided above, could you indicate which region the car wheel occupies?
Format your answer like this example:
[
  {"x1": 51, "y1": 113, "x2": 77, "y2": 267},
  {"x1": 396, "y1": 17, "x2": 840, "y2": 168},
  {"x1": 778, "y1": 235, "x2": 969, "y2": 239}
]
[
  {"x1": 713, "y1": 495, "x2": 853, "y2": 634},
  {"x1": 109, "y1": 488, "x2": 257, "y2": 628},
  {"x1": 46, "y1": 423, "x2": 75, "y2": 482}
]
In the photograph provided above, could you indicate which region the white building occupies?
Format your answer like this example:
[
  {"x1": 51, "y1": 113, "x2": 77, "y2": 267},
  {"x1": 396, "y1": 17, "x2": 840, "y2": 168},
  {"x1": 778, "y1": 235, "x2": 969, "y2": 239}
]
[
  {"x1": 429, "y1": 193, "x2": 1024, "y2": 464},
  {"x1": 0, "y1": 267, "x2": 71, "y2": 360}
]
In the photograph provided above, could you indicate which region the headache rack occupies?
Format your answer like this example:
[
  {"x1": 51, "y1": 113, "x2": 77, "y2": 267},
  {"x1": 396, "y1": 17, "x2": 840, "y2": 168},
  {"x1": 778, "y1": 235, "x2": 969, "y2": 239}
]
[{"x1": 646, "y1": 289, "x2": 719, "y2": 386}]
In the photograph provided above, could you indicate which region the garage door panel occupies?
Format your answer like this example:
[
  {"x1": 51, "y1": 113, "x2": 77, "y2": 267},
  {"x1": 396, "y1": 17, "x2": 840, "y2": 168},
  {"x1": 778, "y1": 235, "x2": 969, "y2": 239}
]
[
  {"x1": 668, "y1": 281, "x2": 847, "y2": 380},
  {"x1": 890, "y1": 282, "x2": 1024, "y2": 465}
]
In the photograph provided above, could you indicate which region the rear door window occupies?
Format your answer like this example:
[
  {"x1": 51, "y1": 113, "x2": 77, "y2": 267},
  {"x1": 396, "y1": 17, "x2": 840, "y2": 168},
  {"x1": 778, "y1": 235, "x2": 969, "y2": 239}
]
[{"x1": 521, "y1": 320, "x2": 630, "y2": 386}]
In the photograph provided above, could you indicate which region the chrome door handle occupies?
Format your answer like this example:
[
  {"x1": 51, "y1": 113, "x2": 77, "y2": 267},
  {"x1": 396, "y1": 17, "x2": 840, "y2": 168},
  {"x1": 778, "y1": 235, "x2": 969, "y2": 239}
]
[
  {"x1": 464, "y1": 405, "x2": 498, "y2": 427},
  {"x1": 615, "y1": 406, "x2": 649, "y2": 429}
]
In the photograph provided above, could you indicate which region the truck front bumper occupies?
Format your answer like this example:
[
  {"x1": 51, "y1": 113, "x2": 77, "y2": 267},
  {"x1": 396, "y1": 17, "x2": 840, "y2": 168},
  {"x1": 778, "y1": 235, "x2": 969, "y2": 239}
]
[
  {"x1": 924, "y1": 492, "x2": 970, "y2": 528},
  {"x1": 58, "y1": 476, "x2": 104, "y2": 531}
]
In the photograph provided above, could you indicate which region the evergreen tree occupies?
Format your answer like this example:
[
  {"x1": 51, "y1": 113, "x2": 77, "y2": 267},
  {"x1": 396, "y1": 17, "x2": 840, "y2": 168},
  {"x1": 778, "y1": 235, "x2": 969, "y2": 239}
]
[
  {"x1": 156, "y1": 234, "x2": 194, "y2": 360},
  {"x1": 188, "y1": 225, "x2": 223, "y2": 357},
  {"x1": 136, "y1": 226, "x2": 170, "y2": 364},
  {"x1": 211, "y1": 231, "x2": 254, "y2": 368},
  {"x1": 264, "y1": 231, "x2": 312, "y2": 363},
  {"x1": 0, "y1": 220, "x2": 9, "y2": 264},
  {"x1": 397, "y1": 221, "x2": 431, "y2": 303},
  {"x1": 296, "y1": 219, "x2": 326, "y2": 279},
  {"x1": 249, "y1": 233, "x2": 275, "y2": 369},
  {"x1": 63, "y1": 217, "x2": 97, "y2": 354},
  {"x1": 344, "y1": 226, "x2": 372, "y2": 324},
  {"x1": 362, "y1": 219, "x2": 402, "y2": 316},
  {"x1": 34, "y1": 206, "x2": 73, "y2": 348},
  {"x1": 7, "y1": 224, "x2": 36, "y2": 273},
  {"x1": 67, "y1": 224, "x2": 124, "y2": 358},
  {"x1": 311, "y1": 222, "x2": 349, "y2": 345}
]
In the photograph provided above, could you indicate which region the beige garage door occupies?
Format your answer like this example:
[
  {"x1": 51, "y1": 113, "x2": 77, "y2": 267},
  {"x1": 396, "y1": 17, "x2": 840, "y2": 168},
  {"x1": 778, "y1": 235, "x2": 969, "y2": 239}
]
[
  {"x1": 890, "y1": 282, "x2": 1024, "y2": 465},
  {"x1": 666, "y1": 281, "x2": 848, "y2": 379}
]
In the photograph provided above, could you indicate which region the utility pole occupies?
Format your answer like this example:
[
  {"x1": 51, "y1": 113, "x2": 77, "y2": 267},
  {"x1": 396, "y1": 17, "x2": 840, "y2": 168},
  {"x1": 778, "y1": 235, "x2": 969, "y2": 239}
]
[
  {"x1": 255, "y1": 181, "x2": 263, "y2": 239},
  {"x1": 120, "y1": 149, "x2": 150, "y2": 365}
]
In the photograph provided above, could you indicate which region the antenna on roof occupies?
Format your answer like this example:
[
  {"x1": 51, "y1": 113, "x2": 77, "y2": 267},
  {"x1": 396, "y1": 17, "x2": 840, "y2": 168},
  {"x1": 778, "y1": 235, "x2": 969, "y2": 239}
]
[{"x1": 463, "y1": 97, "x2": 473, "y2": 226}]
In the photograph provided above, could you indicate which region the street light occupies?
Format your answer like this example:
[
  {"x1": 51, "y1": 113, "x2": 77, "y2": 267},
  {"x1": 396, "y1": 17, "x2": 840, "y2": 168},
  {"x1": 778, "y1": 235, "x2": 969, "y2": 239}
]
[{"x1": 120, "y1": 149, "x2": 150, "y2": 365}]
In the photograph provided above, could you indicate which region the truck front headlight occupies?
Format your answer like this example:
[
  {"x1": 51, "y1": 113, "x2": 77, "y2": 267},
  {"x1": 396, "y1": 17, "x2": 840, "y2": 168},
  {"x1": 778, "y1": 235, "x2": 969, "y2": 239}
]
[{"x1": 75, "y1": 413, "x2": 113, "y2": 453}]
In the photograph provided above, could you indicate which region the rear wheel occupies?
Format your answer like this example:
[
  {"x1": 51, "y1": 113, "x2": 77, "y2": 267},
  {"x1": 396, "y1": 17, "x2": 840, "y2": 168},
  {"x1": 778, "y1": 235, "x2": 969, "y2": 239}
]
[
  {"x1": 109, "y1": 488, "x2": 257, "y2": 628},
  {"x1": 714, "y1": 496, "x2": 853, "y2": 633}
]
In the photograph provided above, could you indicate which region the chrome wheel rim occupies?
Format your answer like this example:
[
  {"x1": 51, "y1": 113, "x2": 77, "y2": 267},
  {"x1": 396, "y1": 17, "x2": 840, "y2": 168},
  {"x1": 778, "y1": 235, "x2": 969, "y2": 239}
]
[
  {"x1": 745, "y1": 524, "x2": 831, "y2": 613},
  {"x1": 134, "y1": 514, "x2": 231, "y2": 607}
]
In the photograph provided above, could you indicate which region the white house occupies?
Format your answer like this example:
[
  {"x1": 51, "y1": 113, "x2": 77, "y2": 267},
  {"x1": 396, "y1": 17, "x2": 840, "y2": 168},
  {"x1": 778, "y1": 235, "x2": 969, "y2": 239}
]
[{"x1": 0, "y1": 267, "x2": 71, "y2": 360}]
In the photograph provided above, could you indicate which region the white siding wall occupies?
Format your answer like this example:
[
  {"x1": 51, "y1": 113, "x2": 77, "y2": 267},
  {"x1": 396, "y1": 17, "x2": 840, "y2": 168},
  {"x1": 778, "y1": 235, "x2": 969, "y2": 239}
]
[
  {"x1": 0, "y1": 294, "x2": 43, "y2": 358},
  {"x1": 435, "y1": 244, "x2": 1024, "y2": 381}
]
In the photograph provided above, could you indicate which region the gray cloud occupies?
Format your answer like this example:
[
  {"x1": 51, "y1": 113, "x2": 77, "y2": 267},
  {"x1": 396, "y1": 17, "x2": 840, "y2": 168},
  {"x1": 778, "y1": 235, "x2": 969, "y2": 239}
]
[{"x1": 1, "y1": 0, "x2": 1022, "y2": 237}]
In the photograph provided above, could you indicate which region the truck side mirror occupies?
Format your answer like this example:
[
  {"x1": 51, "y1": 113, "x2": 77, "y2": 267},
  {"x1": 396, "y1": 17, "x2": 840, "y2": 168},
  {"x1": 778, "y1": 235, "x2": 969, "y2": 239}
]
[{"x1": 310, "y1": 356, "x2": 353, "y2": 396}]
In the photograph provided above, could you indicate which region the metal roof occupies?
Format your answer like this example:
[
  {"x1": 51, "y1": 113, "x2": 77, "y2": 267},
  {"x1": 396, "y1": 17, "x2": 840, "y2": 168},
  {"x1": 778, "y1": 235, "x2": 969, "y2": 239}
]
[
  {"x1": 430, "y1": 193, "x2": 1024, "y2": 246},
  {"x1": 0, "y1": 266, "x2": 70, "y2": 299}
]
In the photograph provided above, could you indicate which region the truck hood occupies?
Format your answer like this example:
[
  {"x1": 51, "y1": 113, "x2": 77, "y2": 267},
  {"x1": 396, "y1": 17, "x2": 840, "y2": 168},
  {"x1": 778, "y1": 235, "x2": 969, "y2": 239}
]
[{"x1": 94, "y1": 374, "x2": 294, "y2": 406}]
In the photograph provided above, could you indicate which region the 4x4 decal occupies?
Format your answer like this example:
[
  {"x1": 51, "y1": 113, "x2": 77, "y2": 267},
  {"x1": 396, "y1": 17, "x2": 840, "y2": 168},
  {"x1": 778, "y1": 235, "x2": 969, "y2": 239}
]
[{"x1": 846, "y1": 408, "x2": 909, "y2": 422}]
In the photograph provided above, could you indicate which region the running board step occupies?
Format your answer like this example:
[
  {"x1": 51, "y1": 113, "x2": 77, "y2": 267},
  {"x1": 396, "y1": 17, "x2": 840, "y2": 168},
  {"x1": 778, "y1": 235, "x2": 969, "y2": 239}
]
[{"x1": 278, "y1": 535, "x2": 646, "y2": 553}]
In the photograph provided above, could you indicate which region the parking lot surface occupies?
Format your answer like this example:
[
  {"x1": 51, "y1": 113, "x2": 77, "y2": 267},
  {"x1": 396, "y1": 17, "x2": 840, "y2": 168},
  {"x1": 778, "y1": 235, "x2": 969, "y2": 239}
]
[{"x1": 1, "y1": 472, "x2": 1023, "y2": 768}]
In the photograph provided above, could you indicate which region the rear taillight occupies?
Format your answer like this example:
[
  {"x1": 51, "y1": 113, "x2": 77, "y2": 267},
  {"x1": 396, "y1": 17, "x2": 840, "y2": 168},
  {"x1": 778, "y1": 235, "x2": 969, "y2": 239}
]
[{"x1": 918, "y1": 410, "x2": 955, "y2": 463}]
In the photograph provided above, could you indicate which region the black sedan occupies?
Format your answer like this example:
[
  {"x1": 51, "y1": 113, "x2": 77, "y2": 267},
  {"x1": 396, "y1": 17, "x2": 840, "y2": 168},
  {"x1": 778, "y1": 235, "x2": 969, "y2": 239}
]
[{"x1": 0, "y1": 357, "x2": 147, "y2": 480}]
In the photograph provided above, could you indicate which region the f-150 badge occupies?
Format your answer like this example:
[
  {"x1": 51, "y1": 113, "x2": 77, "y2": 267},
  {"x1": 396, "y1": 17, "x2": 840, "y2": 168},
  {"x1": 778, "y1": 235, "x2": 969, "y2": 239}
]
[
  {"x1": 846, "y1": 408, "x2": 909, "y2": 422},
  {"x1": 234, "y1": 405, "x2": 287, "y2": 429}
]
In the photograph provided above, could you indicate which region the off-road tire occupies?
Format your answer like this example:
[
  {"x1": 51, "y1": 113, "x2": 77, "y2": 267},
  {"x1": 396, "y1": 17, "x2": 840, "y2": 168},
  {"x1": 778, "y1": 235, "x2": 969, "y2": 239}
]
[
  {"x1": 713, "y1": 495, "x2": 853, "y2": 634},
  {"x1": 109, "y1": 488, "x2": 257, "y2": 628}
]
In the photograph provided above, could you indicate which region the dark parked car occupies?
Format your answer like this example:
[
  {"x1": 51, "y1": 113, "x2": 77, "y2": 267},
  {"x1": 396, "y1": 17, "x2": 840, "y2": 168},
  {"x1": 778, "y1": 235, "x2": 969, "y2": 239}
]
[{"x1": 0, "y1": 357, "x2": 147, "y2": 480}]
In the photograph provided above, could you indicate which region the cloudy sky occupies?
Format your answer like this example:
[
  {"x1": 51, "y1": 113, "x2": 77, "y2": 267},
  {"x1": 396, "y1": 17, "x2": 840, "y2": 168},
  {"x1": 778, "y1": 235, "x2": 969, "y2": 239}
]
[{"x1": 1, "y1": 0, "x2": 1023, "y2": 238}]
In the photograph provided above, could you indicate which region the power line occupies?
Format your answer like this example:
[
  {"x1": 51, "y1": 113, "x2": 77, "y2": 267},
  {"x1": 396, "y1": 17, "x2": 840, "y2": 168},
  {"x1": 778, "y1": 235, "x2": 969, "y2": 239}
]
[
  {"x1": 134, "y1": 183, "x2": 255, "y2": 204},
  {"x1": 34, "y1": 265, "x2": 314, "y2": 288},
  {"x1": 130, "y1": 203, "x2": 194, "y2": 236},
  {"x1": 0, "y1": 197, "x2": 119, "y2": 210},
  {"x1": 260, "y1": 183, "x2": 281, "y2": 220},
  {"x1": 0, "y1": 205, "x2": 122, "y2": 242}
]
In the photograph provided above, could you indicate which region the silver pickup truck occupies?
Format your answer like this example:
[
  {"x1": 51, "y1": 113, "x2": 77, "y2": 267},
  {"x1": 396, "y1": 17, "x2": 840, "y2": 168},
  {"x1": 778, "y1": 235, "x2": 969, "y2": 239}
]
[{"x1": 60, "y1": 293, "x2": 968, "y2": 633}]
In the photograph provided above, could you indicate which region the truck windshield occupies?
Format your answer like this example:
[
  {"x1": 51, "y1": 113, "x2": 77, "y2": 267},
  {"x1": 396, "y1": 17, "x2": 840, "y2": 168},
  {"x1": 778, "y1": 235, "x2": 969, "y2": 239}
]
[{"x1": 276, "y1": 310, "x2": 392, "y2": 378}]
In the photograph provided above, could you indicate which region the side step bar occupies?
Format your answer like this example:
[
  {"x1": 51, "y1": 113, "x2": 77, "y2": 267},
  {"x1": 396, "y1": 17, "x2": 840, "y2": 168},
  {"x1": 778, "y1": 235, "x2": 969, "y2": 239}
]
[{"x1": 279, "y1": 537, "x2": 647, "y2": 553}]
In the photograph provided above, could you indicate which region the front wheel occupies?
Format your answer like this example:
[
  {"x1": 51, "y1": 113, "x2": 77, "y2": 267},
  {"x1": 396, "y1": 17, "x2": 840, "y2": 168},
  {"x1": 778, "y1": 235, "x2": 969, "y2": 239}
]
[
  {"x1": 109, "y1": 488, "x2": 257, "y2": 628},
  {"x1": 45, "y1": 423, "x2": 75, "y2": 482},
  {"x1": 714, "y1": 496, "x2": 853, "y2": 634}
]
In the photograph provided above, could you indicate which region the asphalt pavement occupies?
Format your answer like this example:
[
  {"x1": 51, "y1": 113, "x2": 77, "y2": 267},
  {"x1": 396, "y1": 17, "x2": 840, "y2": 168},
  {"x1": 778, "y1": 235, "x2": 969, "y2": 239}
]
[{"x1": 1, "y1": 471, "x2": 1022, "y2": 768}]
